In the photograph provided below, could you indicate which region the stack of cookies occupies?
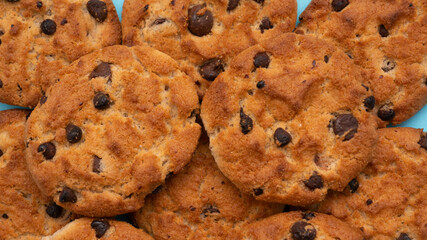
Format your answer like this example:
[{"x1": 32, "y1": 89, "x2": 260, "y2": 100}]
[{"x1": 0, "y1": 0, "x2": 426, "y2": 239}]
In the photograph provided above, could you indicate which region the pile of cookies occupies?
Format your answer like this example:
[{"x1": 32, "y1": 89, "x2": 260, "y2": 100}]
[{"x1": 0, "y1": 0, "x2": 426, "y2": 239}]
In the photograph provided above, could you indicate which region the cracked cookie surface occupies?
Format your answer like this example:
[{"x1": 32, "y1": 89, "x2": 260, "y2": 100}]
[
  {"x1": 26, "y1": 45, "x2": 201, "y2": 217},
  {"x1": 0, "y1": 110, "x2": 71, "y2": 240},
  {"x1": 297, "y1": 0, "x2": 427, "y2": 125},
  {"x1": 317, "y1": 127, "x2": 427, "y2": 239},
  {"x1": 201, "y1": 33, "x2": 378, "y2": 206},
  {"x1": 43, "y1": 218, "x2": 153, "y2": 240},
  {"x1": 243, "y1": 211, "x2": 364, "y2": 240},
  {"x1": 121, "y1": 0, "x2": 297, "y2": 98},
  {"x1": 134, "y1": 138, "x2": 283, "y2": 240},
  {"x1": 0, "y1": 0, "x2": 121, "y2": 107}
]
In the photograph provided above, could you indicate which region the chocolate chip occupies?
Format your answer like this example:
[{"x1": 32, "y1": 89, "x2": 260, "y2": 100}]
[
  {"x1": 188, "y1": 4, "x2": 214, "y2": 37},
  {"x1": 6, "y1": 0, "x2": 19, "y2": 2},
  {"x1": 143, "y1": 4, "x2": 149, "y2": 11},
  {"x1": 227, "y1": 0, "x2": 239, "y2": 11},
  {"x1": 93, "y1": 155, "x2": 102, "y2": 173},
  {"x1": 202, "y1": 205, "x2": 220, "y2": 215},
  {"x1": 199, "y1": 58, "x2": 224, "y2": 81},
  {"x1": 170, "y1": 0, "x2": 175, "y2": 6},
  {"x1": 0, "y1": 31, "x2": 3, "y2": 36},
  {"x1": 59, "y1": 187, "x2": 77, "y2": 203},
  {"x1": 253, "y1": 188, "x2": 263, "y2": 196},
  {"x1": 66, "y1": 124, "x2": 82, "y2": 144},
  {"x1": 302, "y1": 212, "x2": 315, "y2": 220},
  {"x1": 151, "y1": 185, "x2": 163, "y2": 194},
  {"x1": 152, "y1": 18, "x2": 167, "y2": 26},
  {"x1": 89, "y1": 62, "x2": 111, "y2": 80},
  {"x1": 377, "y1": 104, "x2": 395, "y2": 121},
  {"x1": 348, "y1": 178, "x2": 359, "y2": 193},
  {"x1": 91, "y1": 219, "x2": 110, "y2": 238},
  {"x1": 240, "y1": 108, "x2": 253, "y2": 134},
  {"x1": 0, "y1": 40, "x2": 2, "y2": 46},
  {"x1": 381, "y1": 57, "x2": 396, "y2": 72},
  {"x1": 93, "y1": 92, "x2": 111, "y2": 110},
  {"x1": 366, "y1": 199, "x2": 373, "y2": 205},
  {"x1": 2, "y1": 214, "x2": 8, "y2": 219},
  {"x1": 332, "y1": 114, "x2": 358, "y2": 140},
  {"x1": 397, "y1": 233, "x2": 412, "y2": 240},
  {"x1": 41, "y1": 19, "x2": 56, "y2": 35},
  {"x1": 36, "y1": 1, "x2": 42, "y2": 8},
  {"x1": 46, "y1": 202, "x2": 63, "y2": 218},
  {"x1": 87, "y1": 0, "x2": 108, "y2": 23},
  {"x1": 331, "y1": 0, "x2": 349, "y2": 12},
  {"x1": 290, "y1": 221, "x2": 317, "y2": 240},
  {"x1": 254, "y1": 52, "x2": 270, "y2": 68},
  {"x1": 253, "y1": 0, "x2": 264, "y2": 3},
  {"x1": 256, "y1": 81, "x2": 265, "y2": 89},
  {"x1": 274, "y1": 128, "x2": 292, "y2": 147},
  {"x1": 364, "y1": 96, "x2": 375, "y2": 110},
  {"x1": 379, "y1": 24, "x2": 389, "y2": 37},
  {"x1": 60, "y1": 19, "x2": 68, "y2": 25},
  {"x1": 40, "y1": 96, "x2": 47, "y2": 105},
  {"x1": 418, "y1": 135, "x2": 427, "y2": 150},
  {"x1": 0, "y1": 149, "x2": 3, "y2": 157},
  {"x1": 38, "y1": 142, "x2": 56, "y2": 160},
  {"x1": 324, "y1": 55, "x2": 329, "y2": 63},
  {"x1": 304, "y1": 172, "x2": 323, "y2": 190},
  {"x1": 0, "y1": 80, "x2": 2, "y2": 88},
  {"x1": 260, "y1": 17, "x2": 273, "y2": 33}
]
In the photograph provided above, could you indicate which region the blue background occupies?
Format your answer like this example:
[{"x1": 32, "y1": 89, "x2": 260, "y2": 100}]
[{"x1": 2, "y1": 0, "x2": 424, "y2": 129}]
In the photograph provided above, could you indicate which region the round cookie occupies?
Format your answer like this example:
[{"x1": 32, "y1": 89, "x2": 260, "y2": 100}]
[
  {"x1": 317, "y1": 127, "x2": 427, "y2": 239},
  {"x1": 26, "y1": 45, "x2": 201, "y2": 217},
  {"x1": 201, "y1": 33, "x2": 378, "y2": 206},
  {"x1": 297, "y1": 0, "x2": 427, "y2": 125},
  {"x1": 134, "y1": 139, "x2": 283, "y2": 240},
  {"x1": 43, "y1": 218, "x2": 153, "y2": 240},
  {"x1": 243, "y1": 211, "x2": 364, "y2": 240},
  {"x1": 121, "y1": 0, "x2": 297, "y2": 98},
  {"x1": 0, "y1": 110, "x2": 71, "y2": 240},
  {"x1": 0, "y1": 0, "x2": 121, "y2": 107}
]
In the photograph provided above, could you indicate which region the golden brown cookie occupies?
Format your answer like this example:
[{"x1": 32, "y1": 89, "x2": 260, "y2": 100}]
[
  {"x1": 297, "y1": 0, "x2": 427, "y2": 125},
  {"x1": 134, "y1": 140, "x2": 283, "y2": 240},
  {"x1": 243, "y1": 211, "x2": 364, "y2": 240},
  {"x1": 42, "y1": 218, "x2": 153, "y2": 240},
  {"x1": 0, "y1": 0, "x2": 121, "y2": 107},
  {"x1": 121, "y1": 0, "x2": 297, "y2": 98},
  {"x1": 0, "y1": 110, "x2": 71, "y2": 240},
  {"x1": 201, "y1": 33, "x2": 378, "y2": 206},
  {"x1": 317, "y1": 127, "x2": 427, "y2": 239},
  {"x1": 26, "y1": 45, "x2": 201, "y2": 217}
]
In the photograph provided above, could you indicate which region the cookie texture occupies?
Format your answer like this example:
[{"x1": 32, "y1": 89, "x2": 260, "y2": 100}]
[
  {"x1": 0, "y1": 0, "x2": 121, "y2": 107},
  {"x1": 243, "y1": 211, "x2": 364, "y2": 240},
  {"x1": 42, "y1": 218, "x2": 154, "y2": 240},
  {"x1": 317, "y1": 127, "x2": 427, "y2": 239},
  {"x1": 134, "y1": 139, "x2": 283, "y2": 240},
  {"x1": 26, "y1": 45, "x2": 201, "y2": 217},
  {"x1": 122, "y1": 0, "x2": 297, "y2": 98},
  {"x1": 0, "y1": 110, "x2": 71, "y2": 240},
  {"x1": 297, "y1": 0, "x2": 427, "y2": 125},
  {"x1": 201, "y1": 33, "x2": 378, "y2": 206}
]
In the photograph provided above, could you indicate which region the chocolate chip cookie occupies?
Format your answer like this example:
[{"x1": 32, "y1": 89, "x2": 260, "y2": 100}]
[
  {"x1": 297, "y1": 0, "x2": 427, "y2": 125},
  {"x1": 243, "y1": 211, "x2": 364, "y2": 240},
  {"x1": 201, "y1": 33, "x2": 378, "y2": 206},
  {"x1": 43, "y1": 218, "x2": 153, "y2": 240},
  {"x1": 0, "y1": 0, "x2": 121, "y2": 107},
  {"x1": 26, "y1": 45, "x2": 201, "y2": 217},
  {"x1": 134, "y1": 139, "x2": 283, "y2": 240},
  {"x1": 317, "y1": 127, "x2": 427, "y2": 239},
  {"x1": 0, "y1": 110, "x2": 71, "y2": 240},
  {"x1": 122, "y1": 0, "x2": 297, "y2": 98}
]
